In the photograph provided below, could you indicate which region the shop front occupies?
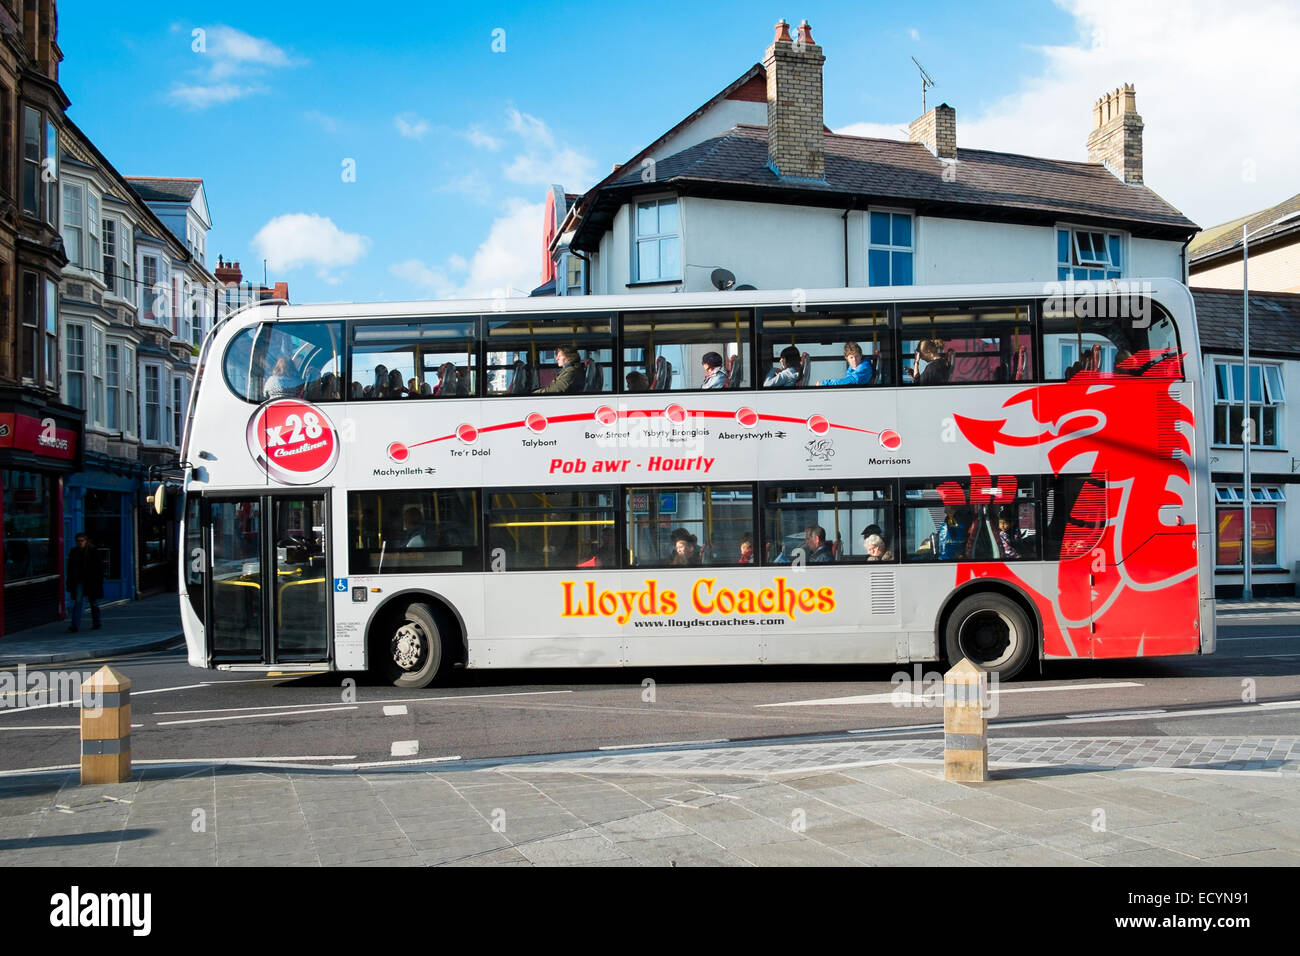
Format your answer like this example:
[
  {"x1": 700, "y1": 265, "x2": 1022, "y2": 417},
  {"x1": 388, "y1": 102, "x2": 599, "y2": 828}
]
[
  {"x1": 64, "y1": 459, "x2": 141, "y2": 605},
  {"x1": 0, "y1": 392, "x2": 83, "y2": 635}
]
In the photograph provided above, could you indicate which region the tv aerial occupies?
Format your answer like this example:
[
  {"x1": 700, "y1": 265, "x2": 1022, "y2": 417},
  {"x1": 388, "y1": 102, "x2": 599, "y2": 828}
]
[
  {"x1": 710, "y1": 268, "x2": 737, "y2": 291},
  {"x1": 911, "y1": 56, "x2": 937, "y2": 113}
]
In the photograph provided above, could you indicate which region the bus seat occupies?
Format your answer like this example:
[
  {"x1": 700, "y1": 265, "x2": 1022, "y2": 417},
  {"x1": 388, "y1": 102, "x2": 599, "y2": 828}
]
[
  {"x1": 584, "y1": 357, "x2": 604, "y2": 392},
  {"x1": 437, "y1": 362, "x2": 458, "y2": 397},
  {"x1": 725, "y1": 354, "x2": 742, "y2": 388},
  {"x1": 652, "y1": 357, "x2": 672, "y2": 390},
  {"x1": 508, "y1": 360, "x2": 529, "y2": 394},
  {"x1": 456, "y1": 370, "x2": 471, "y2": 397},
  {"x1": 797, "y1": 351, "x2": 812, "y2": 387}
]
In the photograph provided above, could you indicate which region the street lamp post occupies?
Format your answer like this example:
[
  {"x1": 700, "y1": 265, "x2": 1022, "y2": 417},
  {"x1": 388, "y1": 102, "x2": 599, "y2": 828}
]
[{"x1": 1240, "y1": 210, "x2": 1300, "y2": 601}]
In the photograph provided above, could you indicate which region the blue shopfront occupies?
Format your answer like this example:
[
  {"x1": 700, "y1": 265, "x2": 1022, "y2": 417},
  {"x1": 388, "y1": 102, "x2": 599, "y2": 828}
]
[{"x1": 63, "y1": 457, "x2": 142, "y2": 605}]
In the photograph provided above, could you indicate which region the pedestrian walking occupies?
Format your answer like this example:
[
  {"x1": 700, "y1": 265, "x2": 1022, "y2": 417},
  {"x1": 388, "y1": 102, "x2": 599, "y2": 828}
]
[{"x1": 67, "y1": 532, "x2": 103, "y2": 632}]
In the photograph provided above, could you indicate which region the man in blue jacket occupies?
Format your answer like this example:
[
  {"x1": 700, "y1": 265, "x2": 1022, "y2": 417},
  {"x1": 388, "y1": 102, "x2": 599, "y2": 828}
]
[{"x1": 819, "y1": 342, "x2": 873, "y2": 387}]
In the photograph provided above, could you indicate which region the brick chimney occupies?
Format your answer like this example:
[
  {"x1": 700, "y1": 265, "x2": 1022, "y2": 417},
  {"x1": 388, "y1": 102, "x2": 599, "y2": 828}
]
[
  {"x1": 1086, "y1": 84, "x2": 1143, "y2": 184},
  {"x1": 909, "y1": 103, "x2": 957, "y2": 160},
  {"x1": 215, "y1": 255, "x2": 242, "y2": 285},
  {"x1": 764, "y1": 18, "x2": 826, "y2": 180}
]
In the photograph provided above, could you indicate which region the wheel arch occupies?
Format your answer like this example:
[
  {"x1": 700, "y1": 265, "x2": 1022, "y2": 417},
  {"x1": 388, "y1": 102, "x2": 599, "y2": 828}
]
[
  {"x1": 934, "y1": 576, "x2": 1045, "y2": 665},
  {"x1": 366, "y1": 587, "x2": 468, "y2": 667}
]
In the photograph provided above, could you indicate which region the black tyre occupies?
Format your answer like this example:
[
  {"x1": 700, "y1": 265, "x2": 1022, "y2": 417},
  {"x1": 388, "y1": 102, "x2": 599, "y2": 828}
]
[
  {"x1": 375, "y1": 601, "x2": 450, "y2": 688},
  {"x1": 943, "y1": 592, "x2": 1035, "y2": 680}
]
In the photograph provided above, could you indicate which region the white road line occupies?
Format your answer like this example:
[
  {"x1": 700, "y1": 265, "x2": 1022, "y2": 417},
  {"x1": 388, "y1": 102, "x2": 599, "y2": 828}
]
[
  {"x1": 0, "y1": 724, "x2": 82, "y2": 731},
  {"x1": 1239, "y1": 653, "x2": 1300, "y2": 659},
  {"x1": 0, "y1": 755, "x2": 360, "y2": 776},
  {"x1": 599, "y1": 738, "x2": 729, "y2": 751},
  {"x1": 997, "y1": 698, "x2": 1300, "y2": 730},
  {"x1": 383, "y1": 705, "x2": 408, "y2": 716},
  {"x1": 391, "y1": 740, "x2": 419, "y2": 756},
  {"x1": 334, "y1": 755, "x2": 460, "y2": 769},
  {"x1": 1065, "y1": 708, "x2": 1166, "y2": 719},
  {"x1": 1219, "y1": 634, "x2": 1300, "y2": 642},
  {"x1": 757, "y1": 681, "x2": 1144, "y2": 707},
  {"x1": 155, "y1": 701, "x2": 354, "y2": 716},
  {"x1": 153, "y1": 689, "x2": 573, "y2": 718},
  {"x1": 155, "y1": 706, "x2": 357, "y2": 726}
]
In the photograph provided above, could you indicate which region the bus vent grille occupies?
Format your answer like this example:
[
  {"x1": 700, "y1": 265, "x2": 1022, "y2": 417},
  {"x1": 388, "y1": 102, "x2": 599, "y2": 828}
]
[
  {"x1": 1156, "y1": 386, "x2": 1186, "y2": 460},
  {"x1": 869, "y1": 571, "x2": 897, "y2": 615}
]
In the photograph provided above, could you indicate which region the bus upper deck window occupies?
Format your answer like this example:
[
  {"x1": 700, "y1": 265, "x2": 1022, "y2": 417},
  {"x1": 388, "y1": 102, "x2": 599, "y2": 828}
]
[{"x1": 222, "y1": 322, "x2": 344, "y2": 403}]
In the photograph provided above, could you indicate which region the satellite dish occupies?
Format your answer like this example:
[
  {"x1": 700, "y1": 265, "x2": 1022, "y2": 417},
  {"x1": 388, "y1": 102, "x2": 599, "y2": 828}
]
[
  {"x1": 151, "y1": 484, "x2": 166, "y2": 515},
  {"x1": 710, "y1": 268, "x2": 736, "y2": 291},
  {"x1": 734, "y1": 284, "x2": 757, "y2": 291}
]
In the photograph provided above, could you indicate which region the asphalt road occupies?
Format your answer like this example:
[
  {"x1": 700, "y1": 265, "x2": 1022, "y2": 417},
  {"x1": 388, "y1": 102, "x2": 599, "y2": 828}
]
[{"x1": 1, "y1": 612, "x2": 1298, "y2": 773}]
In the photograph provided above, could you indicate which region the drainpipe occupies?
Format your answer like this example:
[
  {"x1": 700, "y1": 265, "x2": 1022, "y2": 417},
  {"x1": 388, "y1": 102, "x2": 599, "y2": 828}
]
[
  {"x1": 570, "y1": 248, "x2": 592, "y2": 295},
  {"x1": 843, "y1": 208, "x2": 851, "y2": 287}
]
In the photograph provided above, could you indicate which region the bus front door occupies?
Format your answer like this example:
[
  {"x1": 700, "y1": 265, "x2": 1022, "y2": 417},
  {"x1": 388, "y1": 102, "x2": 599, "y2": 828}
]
[{"x1": 206, "y1": 494, "x2": 331, "y2": 664}]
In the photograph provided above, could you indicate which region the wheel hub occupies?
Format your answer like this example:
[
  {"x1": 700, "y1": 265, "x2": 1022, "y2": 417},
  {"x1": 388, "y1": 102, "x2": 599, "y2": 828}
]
[
  {"x1": 958, "y1": 609, "x2": 1015, "y2": 668},
  {"x1": 391, "y1": 623, "x2": 426, "y2": 671}
]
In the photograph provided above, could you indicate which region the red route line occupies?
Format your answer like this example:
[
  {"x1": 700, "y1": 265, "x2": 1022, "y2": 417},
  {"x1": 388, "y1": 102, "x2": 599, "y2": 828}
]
[{"x1": 401, "y1": 406, "x2": 886, "y2": 449}]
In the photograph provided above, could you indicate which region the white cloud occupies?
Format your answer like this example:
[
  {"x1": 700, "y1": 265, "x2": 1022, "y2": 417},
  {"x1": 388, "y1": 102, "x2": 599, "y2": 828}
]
[
  {"x1": 303, "y1": 110, "x2": 341, "y2": 132},
  {"x1": 204, "y1": 25, "x2": 294, "y2": 79},
  {"x1": 500, "y1": 108, "x2": 596, "y2": 188},
  {"x1": 506, "y1": 107, "x2": 555, "y2": 149},
  {"x1": 436, "y1": 170, "x2": 492, "y2": 203},
  {"x1": 465, "y1": 126, "x2": 502, "y2": 150},
  {"x1": 909, "y1": 28, "x2": 920, "y2": 41},
  {"x1": 169, "y1": 83, "x2": 249, "y2": 109},
  {"x1": 389, "y1": 198, "x2": 546, "y2": 300},
  {"x1": 395, "y1": 112, "x2": 431, "y2": 140},
  {"x1": 169, "y1": 24, "x2": 298, "y2": 109},
  {"x1": 834, "y1": 121, "x2": 908, "y2": 141},
  {"x1": 251, "y1": 214, "x2": 370, "y2": 273},
  {"x1": 945, "y1": 0, "x2": 1300, "y2": 227}
]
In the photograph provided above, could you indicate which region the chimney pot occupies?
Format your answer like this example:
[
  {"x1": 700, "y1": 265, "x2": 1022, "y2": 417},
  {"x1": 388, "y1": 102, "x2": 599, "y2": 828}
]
[
  {"x1": 1086, "y1": 83, "x2": 1143, "y2": 184},
  {"x1": 764, "y1": 18, "x2": 826, "y2": 180}
]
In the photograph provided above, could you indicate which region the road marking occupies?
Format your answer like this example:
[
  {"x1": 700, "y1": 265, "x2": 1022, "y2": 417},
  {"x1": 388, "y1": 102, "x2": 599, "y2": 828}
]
[
  {"x1": 995, "y1": 698, "x2": 1300, "y2": 730},
  {"x1": 383, "y1": 705, "x2": 408, "y2": 716},
  {"x1": 599, "y1": 738, "x2": 728, "y2": 751},
  {"x1": 1219, "y1": 634, "x2": 1300, "y2": 642},
  {"x1": 335, "y1": 755, "x2": 460, "y2": 769},
  {"x1": 0, "y1": 755, "x2": 360, "y2": 776},
  {"x1": 757, "y1": 681, "x2": 1144, "y2": 707},
  {"x1": 391, "y1": 740, "x2": 419, "y2": 756},
  {"x1": 155, "y1": 706, "x2": 357, "y2": 726},
  {"x1": 1065, "y1": 708, "x2": 1166, "y2": 719},
  {"x1": 1239, "y1": 653, "x2": 1300, "y2": 659},
  {"x1": 152, "y1": 689, "x2": 572, "y2": 718},
  {"x1": 0, "y1": 724, "x2": 82, "y2": 731}
]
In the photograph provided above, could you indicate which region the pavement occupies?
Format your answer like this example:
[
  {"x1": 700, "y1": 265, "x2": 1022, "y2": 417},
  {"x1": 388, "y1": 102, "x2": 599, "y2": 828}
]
[
  {"x1": 0, "y1": 735, "x2": 1296, "y2": 867},
  {"x1": 1, "y1": 596, "x2": 1297, "y2": 866},
  {"x1": 0, "y1": 593, "x2": 183, "y2": 667}
]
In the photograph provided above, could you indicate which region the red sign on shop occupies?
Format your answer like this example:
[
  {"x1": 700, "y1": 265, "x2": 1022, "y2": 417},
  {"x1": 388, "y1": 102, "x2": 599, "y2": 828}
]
[{"x1": 246, "y1": 399, "x2": 339, "y2": 485}]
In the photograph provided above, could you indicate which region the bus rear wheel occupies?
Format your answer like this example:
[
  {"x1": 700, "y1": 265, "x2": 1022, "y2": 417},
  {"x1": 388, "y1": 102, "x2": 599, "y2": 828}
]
[
  {"x1": 376, "y1": 601, "x2": 449, "y2": 688},
  {"x1": 943, "y1": 592, "x2": 1034, "y2": 681}
]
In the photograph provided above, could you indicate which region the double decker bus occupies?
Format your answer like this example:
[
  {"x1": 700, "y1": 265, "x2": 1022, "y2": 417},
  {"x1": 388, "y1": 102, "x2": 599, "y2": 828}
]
[{"x1": 177, "y1": 279, "x2": 1214, "y2": 687}]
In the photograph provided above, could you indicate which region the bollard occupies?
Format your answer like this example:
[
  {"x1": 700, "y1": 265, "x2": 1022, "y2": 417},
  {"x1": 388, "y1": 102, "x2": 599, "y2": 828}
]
[
  {"x1": 943, "y1": 658, "x2": 988, "y2": 782},
  {"x1": 80, "y1": 665, "x2": 131, "y2": 785}
]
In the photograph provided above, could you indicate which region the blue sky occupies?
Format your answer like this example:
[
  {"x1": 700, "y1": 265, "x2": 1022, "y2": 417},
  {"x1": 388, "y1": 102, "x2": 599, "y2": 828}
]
[{"x1": 60, "y1": 1, "x2": 1300, "y2": 304}]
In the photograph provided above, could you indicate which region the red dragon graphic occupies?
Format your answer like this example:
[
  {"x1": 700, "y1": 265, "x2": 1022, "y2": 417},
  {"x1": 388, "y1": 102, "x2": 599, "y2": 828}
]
[{"x1": 953, "y1": 350, "x2": 1199, "y2": 659}]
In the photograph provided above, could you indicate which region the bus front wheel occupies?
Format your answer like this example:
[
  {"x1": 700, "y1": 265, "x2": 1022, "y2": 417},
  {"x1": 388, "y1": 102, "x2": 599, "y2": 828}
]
[
  {"x1": 943, "y1": 593, "x2": 1034, "y2": 680},
  {"x1": 377, "y1": 601, "x2": 449, "y2": 688}
]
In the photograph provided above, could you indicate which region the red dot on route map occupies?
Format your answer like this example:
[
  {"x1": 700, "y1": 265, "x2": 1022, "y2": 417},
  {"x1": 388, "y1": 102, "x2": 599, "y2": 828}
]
[
  {"x1": 735, "y1": 407, "x2": 758, "y2": 427},
  {"x1": 594, "y1": 406, "x2": 617, "y2": 426},
  {"x1": 525, "y1": 412, "x2": 547, "y2": 433},
  {"x1": 387, "y1": 441, "x2": 409, "y2": 462},
  {"x1": 665, "y1": 404, "x2": 687, "y2": 424},
  {"x1": 807, "y1": 415, "x2": 830, "y2": 435},
  {"x1": 879, "y1": 429, "x2": 902, "y2": 450},
  {"x1": 456, "y1": 423, "x2": 478, "y2": 443}
]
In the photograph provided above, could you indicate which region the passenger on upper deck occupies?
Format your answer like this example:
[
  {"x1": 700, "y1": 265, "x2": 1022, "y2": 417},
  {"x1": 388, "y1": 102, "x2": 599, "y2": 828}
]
[
  {"x1": 819, "y1": 342, "x2": 873, "y2": 387},
  {"x1": 263, "y1": 356, "x2": 301, "y2": 399},
  {"x1": 701, "y1": 352, "x2": 726, "y2": 389},
  {"x1": 534, "y1": 345, "x2": 584, "y2": 395},
  {"x1": 764, "y1": 346, "x2": 802, "y2": 388}
]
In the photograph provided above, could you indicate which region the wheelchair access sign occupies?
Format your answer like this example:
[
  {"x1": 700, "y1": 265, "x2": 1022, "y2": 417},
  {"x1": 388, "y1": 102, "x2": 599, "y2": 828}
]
[{"x1": 334, "y1": 578, "x2": 348, "y2": 593}]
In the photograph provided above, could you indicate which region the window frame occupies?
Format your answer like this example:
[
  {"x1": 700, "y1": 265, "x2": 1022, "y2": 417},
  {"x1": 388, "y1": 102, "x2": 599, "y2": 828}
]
[
  {"x1": 867, "y1": 207, "x2": 915, "y2": 287},
  {"x1": 1212, "y1": 359, "x2": 1284, "y2": 449},
  {"x1": 1057, "y1": 224, "x2": 1124, "y2": 281},
  {"x1": 630, "y1": 196, "x2": 682, "y2": 285}
]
